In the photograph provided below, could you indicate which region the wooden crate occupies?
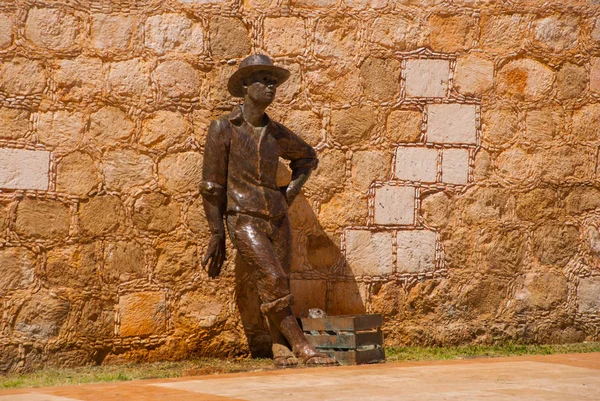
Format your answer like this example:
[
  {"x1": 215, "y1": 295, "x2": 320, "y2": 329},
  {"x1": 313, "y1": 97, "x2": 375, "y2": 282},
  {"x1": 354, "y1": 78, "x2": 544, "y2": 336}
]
[{"x1": 300, "y1": 314, "x2": 385, "y2": 365}]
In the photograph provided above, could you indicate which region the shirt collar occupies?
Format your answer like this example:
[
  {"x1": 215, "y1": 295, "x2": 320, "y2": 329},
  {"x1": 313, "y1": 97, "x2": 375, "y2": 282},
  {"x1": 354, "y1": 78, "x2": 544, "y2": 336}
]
[{"x1": 228, "y1": 105, "x2": 274, "y2": 129}]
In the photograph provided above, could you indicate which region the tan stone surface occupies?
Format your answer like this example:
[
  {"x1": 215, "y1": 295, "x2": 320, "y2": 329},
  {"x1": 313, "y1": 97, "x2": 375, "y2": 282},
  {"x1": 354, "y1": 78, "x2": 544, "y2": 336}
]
[
  {"x1": 264, "y1": 17, "x2": 306, "y2": 57},
  {"x1": 306, "y1": 64, "x2": 361, "y2": 103},
  {"x1": 145, "y1": 14, "x2": 204, "y2": 55},
  {"x1": 315, "y1": 17, "x2": 358, "y2": 59},
  {"x1": 525, "y1": 107, "x2": 563, "y2": 143},
  {"x1": 330, "y1": 106, "x2": 376, "y2": 146},
  {"x1": 103, "y1": 150, "x2": 154, "y2": 191},
  {"x1": 158, "y1": 151, "x2": 203, "y2": 193},
  {"x1": 0, "y1": 108, "x2": 29, "y2": 140},
  {"x1": 154, "y1": 241, "x2": 198, "y2": 283},
  {"x1": 318, "y1": 189, "x2": 367, "y2": 229},
  {"x1": 133, "y1": 192, "x2": 180, "y2": 232},
  {"x1": 278, "y1": 109, "x2": 322, "y2": 147},
  {"x1": 482, "y1": 106, "x2": 519, "y2": 147},
  {"x1": 387, "y1": 110, "x2": 422, "y2": 143},
  {"x1": 578, "y1": 276, "x2": 600, "y2": 313},
  {"x1": 209, "y1": 16, "x2": 250, "y2": 59},
  {"x1": 304, "y1": 149, "x2": 346, "y2": 197},
  {"x1": 480, "y1": 13, "x2": 529, "y2": 53},
  {"x1": 107, "y1": 58, "x2": 152, "y2": 97},
  {"x1": 0, "y1": 57, "x2": 46, "y2": 95},
  {"x1": 15, "y1": 199, "x2": 70, "y2": 239},
  {"x1": 360, "y1": 57, "x2": 401, "y2": 102},
  {"x1": 371, "y1": 14, "x2": 420, "y2": 50},
  {"x1": 533, "y1": 15, "x2": 579, "y2": 51},
  {"x1": 428, "y1": 14, "x2": 477, "y2": 53},
  {"x1": 405, "y1": 59, "x2": 450, "y2": 98},
  {"x1": 79, "y1": 196, "x2": 124, "y2": 237},
  {"x1": 55, "y1": 57, "x2": 104, "y2": 102},
  {"x1": 0, "y1": 14, "x2": 13, "y2": 49},
  {"x1": 374, "y1": 185, "x2": 415, "y2": 225},
  {"x1": 441, "y1": 148, "x2": 469, "y2": 185},
  {"x1": 496, "y1": 58, "x2": 555, "y2": 102},
  {"x1": 56, "y1": 152, "x2": 100, "y2": 196},
  {"x1": 175, "y1": 291, "x2": 224, "y2": 330},
  {"x1": 155, "y1": 60, "x2": 201, "y2": 99},
  {"x1": 427, "y1": 104, "x2": 477, "y2": 144},
  {"x1": 396, "y1": 229, "x2": 437, "y2": 274},
  {"x1": 103, "y1": 241, "x2": 146, "y2": 285},
  {"x1": 141, "y1": 110, "x2": 189, "y2": 149},
  {"x1": 395, "y1": 146, "x2": 438, "y2": 182},
  {"x1": 46, "y1": 243, "x2": 100, "y2": 288},
  {"x1": 0, "y1": 148, "x2": 50, "y2": 191},
  {"x1": 119, "y1": 292, "x2": 167, "y2": 337},
  {"x1": 454, "y1": 54, "x2": 494, "y2": 96},
  {"x1": 572, "y1": 104, "x2": 600, "y2": 142},
  {"x1": 351, "y1": 150, "x2": 392, "y2": 190},
  {"x1": 24, "y1": 7, "x2": 79, "y2": 51},
  {"x1": 0, "y1": 247, "x2": 35, "y2": 296},
  {"x1": 13, "y1": 290, "x2": 70, "y2": 340},
  {"x1": 533, "y1": 224, "x2": 580, "y2": 267},
  {"x1": 556, "y1": 62, "x2": 587, "y2": 100},
  {"x1": 89, "y1": 107, "x2": 134, "y2": 146},
  {"x1": 91, "y1": 14, "x2": 138, "y2": 52}
]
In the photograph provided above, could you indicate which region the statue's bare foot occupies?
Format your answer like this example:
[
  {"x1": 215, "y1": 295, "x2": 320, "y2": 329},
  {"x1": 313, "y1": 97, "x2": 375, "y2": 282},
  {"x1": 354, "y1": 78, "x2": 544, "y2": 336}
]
[
  {"x1": 273, "y1": 344, "x2": 298, "y2": 368},
  {"x1": 296, "y1": 345, "x2": 338, "y2": 366}
]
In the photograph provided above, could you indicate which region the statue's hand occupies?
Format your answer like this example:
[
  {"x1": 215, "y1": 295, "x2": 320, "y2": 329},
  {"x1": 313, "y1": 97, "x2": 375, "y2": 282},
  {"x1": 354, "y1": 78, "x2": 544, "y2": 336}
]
[
  {"x1": 285, "y1": 184, "x2": 301, "y2": 206},
  {"x1": 202, "y1": 233, "x2": 226, "y2": 278}
]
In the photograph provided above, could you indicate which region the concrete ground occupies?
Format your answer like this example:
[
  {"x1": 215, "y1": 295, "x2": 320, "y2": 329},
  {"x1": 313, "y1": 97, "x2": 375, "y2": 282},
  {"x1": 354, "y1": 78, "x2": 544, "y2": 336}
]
[{"x1": 1, "y1": 353, "x2": 599, "y2": 401}]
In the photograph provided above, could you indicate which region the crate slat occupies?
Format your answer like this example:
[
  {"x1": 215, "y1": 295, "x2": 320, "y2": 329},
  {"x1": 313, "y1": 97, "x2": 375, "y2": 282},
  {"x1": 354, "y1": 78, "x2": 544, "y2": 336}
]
[
  {"x1": 301, "y1": 314, "x2": 382, "y2": 332},
  {"x1": 306, "y1": 330, "x2": 383, "y2": 350},
  {"x1": 323, "y1": 347, "x2": 385, "y2": 365}
]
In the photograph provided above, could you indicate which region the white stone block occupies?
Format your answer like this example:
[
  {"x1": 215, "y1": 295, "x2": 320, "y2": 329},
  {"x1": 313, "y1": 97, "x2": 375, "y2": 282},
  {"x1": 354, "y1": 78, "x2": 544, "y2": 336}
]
[
  {"x1": 396, "y1": 230, "x2": 437, "y2": 274},
  {"x1": 345, "y1": 230, "x2": 394, "y2": 276},
  {"x1": 441, "y1": 148, "x2": 469, "y2": 185},
  {"x1": 427, "y1": 104, "x2": 477, "y2": 145},
  {"x1": 395, "y1": 146, "x2": 438, "y2": 183},
  {"x1": 578, "y1": 276, "x2": 600, "y2": 313},
  {"x1": 374, "y1": 185, "x2": 415, "y2": 225},
  {"x1": 405, "y1": 59, "x2": 450, "y2": 98},
  {"x1": 0, "y1": 148, "x2": 50, "y2": 190}
]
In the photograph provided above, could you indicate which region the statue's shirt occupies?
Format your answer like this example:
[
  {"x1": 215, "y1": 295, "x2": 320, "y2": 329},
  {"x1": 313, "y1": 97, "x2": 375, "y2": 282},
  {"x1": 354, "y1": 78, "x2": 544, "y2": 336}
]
[{"x1": 201, "y1": 106, "x2": 318, "y2": 220}]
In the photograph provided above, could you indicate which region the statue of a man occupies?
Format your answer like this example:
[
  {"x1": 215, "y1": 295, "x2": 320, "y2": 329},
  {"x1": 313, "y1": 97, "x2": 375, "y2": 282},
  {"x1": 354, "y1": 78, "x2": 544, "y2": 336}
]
[{"x1": 200, "y1": 54, "x2": 337, "y2": 367}]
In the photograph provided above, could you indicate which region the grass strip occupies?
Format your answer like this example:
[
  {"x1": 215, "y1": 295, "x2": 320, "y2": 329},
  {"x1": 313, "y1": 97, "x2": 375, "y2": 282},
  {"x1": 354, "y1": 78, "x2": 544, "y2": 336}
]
[{"x1": 1, "y1": 342, "x2": 599, "y2": 390}]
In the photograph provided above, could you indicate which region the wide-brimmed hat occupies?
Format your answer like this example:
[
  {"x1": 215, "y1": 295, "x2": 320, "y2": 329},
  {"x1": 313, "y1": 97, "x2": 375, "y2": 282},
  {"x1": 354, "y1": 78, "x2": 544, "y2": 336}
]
[{"x1": 227, "y1": 54, "x2": 290, "y2": 98}]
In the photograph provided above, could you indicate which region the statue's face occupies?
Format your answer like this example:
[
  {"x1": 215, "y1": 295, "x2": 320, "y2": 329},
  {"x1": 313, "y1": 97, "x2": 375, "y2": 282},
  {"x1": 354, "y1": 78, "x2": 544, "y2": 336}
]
[{"x1": 243, "y1": 70, "x2": 278, "y2": 106}]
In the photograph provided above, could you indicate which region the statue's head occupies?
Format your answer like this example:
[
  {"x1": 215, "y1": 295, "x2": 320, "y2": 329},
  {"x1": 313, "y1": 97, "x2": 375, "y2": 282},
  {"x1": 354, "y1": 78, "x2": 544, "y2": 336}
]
[{"x1": 227, "y1": 54, "x2": 290, "y2": 106}]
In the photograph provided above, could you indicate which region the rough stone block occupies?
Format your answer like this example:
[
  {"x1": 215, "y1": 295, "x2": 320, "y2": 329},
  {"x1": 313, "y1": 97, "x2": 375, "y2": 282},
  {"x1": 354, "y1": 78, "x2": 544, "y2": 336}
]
[
  {"x1": 264, "y1": 17, "x2": 306, "y2": 57},
  {"x1": 0, "y1": 57, "x2": 47, "y2": 95},
  {"x1": 318, "y1": 189, "x2": 368, "y2": 229},
  {"x1": 133, "y1": 192, "x2": 180, "y2": 232},
  {"x1": 24, "y1": 7, "x2": 79, "y2": 51},
  {"x1": 103, "y1": 241, "x2": 146, "y2": 285},
  {"x1": 496, "y1": 58, "x2": 554, "y2": 102},
  {"x1": 315, "y1": 17, "x2": 358, "y2": 59},
  {"x1": 351, "y1": 150, "x2": 392, "y2": 190},
  {"x1": 154, "y1": 241, "x2": 198, "y2": 283},
  {"x1": 306, "y1": 64, "x2": 361, "y2": 103},
  {"x1": 209, "y1": 16, "x2": 250, "y2": 59},
  {"x1": 187, "y1": 197, "x2": 209, "y2": 235},
  {"x1": 91, "y1": 14, "x2": 138, "y2": 51},
  {"x1": 158, "y1": 151, "x2": 203, "y2": 194},
  {"x1": 55, "y1": 57, "x2": 104, "y2": 102},
  {"x1": 46, "y1": 243, "x2": 100, "y2": 288},
  {"x1": 303, "y1": 149, "x2": 346, "y2": 197},
  {"x1": 405, "y1": 59, "x2": 449, "y2": 98},
  {"x1": 578, "y1": 276, "x2": 600, "y2": 313},
  {"x1": 387, "y1": 110, "x2": 422, "y2": 143},
  {"x1": 176, "y1": 291, "x2": 224, "y2": 331},
  {"x1": 534, "y1": 224, "x2": 580, "y2": 267},
  {"x1": 590, "y1": 58, "x2": 600, "y2": 94},
  {"x1": 453, "y1": 54, "x2": 494, "y2": 96},
  {"x1": 533, "y1": 15, "x2": 579, "y2": 52},
  {"x1": 145, "y1": 14, "x2": 204, "y2": 55},
  {"x1": 345, "y1": 230, "x2": 393, "y2": 276},
  {"x1": 557, "y1": 62, "x2": 587, "y2": 100},
  {"x1": 360, "y1": 57, "x2": 401, "y2": 102},
  {"x1": 330, "y1": 106, "x2": 376, "y2": 146},
  {"x1": 427, "y1": 104, "x2": 477, "y2": 145},
  {"x1": 290, "y1": 279, "x2": 326, "y2": 317},
  {"x1": 0, "y1": 14, "x2": 13, "y2": 49},
  {"x1": 56, "y1": 152, "x2": 100, "y2": 196},
  {"x1": 13, "y1": 290, "x2": 70, "y2": 340},
  {"x1": 89, "y1": 107, "x2": 134, "y2": 146},
  {"x1": 278, "y1": 109, "x2": 322, "y2": 147},
  {"x1": 155, "y1": 60, "x2": 201, "y2": 98},
  {"x1": 395, "y1": 146, "x2": 438, "y2": 182},
  {"x1": 526, "y1": 107, "x2": 563, "y2": 143},
  {"x1": 374, "y1": 185, "x2": 415, "y2": 225},
  {"x1": 14, "y1": 199, "x2": 70, "y2": 239},
  {"x1": 480, "y1": 14, "x2": 529, "y2": 53},
  {"x1": 396, "y1": 230, "x2": 437, "y2": 274},
  {"x1": 79, "y1": 196, "x2": 124, "y2": 237},
  {"x1": 428, "y1": 14, "x2": 477, "y2": 52},
  {"x1": 371, "y1": 15, "x2": 420, "y2": 50},
  {"x1": 103, "y1": 150, "x2": 154, "y2": 191},
  {"x1": 0, "y1": 148, "x2": 50, "y2": 190},
  {"x1": 514, "y1": 271, "x2": 567, "y2": 311},
  {"x1": 141, "y1": 110, "x2": 189, "y2": 149},
  {"x1": 119, "y1": 292, "x2": 167, "y2": 337},
  {"x1": 37, "y1": 110, "x2": 85, "y2": 151},
  {"x1": 0, "y1": 247, "x2": 35, "y2": 296},
  {"x1": 482, "y1": 107, "x2": 519, "y2": 147},
  {"x1": 107, "y1": 58, "x2": 152, "y2": 97},
  {"x1": 0, "y1": 108, "x2": 29, "y2": 140},
  {"x1": 441, "y1": 148, "x2": 469, "y2": 185}
]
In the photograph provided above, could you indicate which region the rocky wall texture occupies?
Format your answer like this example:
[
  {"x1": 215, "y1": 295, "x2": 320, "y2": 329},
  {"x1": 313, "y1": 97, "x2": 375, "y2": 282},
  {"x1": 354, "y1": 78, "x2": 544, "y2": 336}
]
[{"x1": 1, "y1": 0, "x2": 600, "y2": 373}]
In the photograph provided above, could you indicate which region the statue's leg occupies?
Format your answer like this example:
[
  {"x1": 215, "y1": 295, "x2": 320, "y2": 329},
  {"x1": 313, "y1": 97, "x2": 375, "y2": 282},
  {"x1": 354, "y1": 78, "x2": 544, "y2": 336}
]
[{"x1": 228, "y1": 214, "x2": 337, "y2": 366}]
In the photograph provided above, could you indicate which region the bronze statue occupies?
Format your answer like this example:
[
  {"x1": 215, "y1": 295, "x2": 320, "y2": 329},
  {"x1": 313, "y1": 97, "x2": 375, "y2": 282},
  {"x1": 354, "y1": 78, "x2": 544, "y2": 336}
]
[{"x1": 200, "y1": 54, "x2": 337, "y2": 367}]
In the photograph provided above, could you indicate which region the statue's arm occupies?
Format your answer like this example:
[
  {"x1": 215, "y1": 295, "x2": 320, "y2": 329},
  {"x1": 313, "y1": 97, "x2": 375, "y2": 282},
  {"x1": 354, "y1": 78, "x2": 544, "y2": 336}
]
[
  {"x1": 278, "y1": 124, "x2": 319, "y2": 205},
  {"x1": 200, "y1": 120, "x2": 229, "y2": 278}
]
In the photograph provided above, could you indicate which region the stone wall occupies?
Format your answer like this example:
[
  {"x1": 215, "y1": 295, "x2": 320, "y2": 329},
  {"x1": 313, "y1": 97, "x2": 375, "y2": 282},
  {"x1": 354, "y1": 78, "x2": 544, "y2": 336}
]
[{"x1": 1, "y1": 0, "x2": 600, "y2": 373}]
